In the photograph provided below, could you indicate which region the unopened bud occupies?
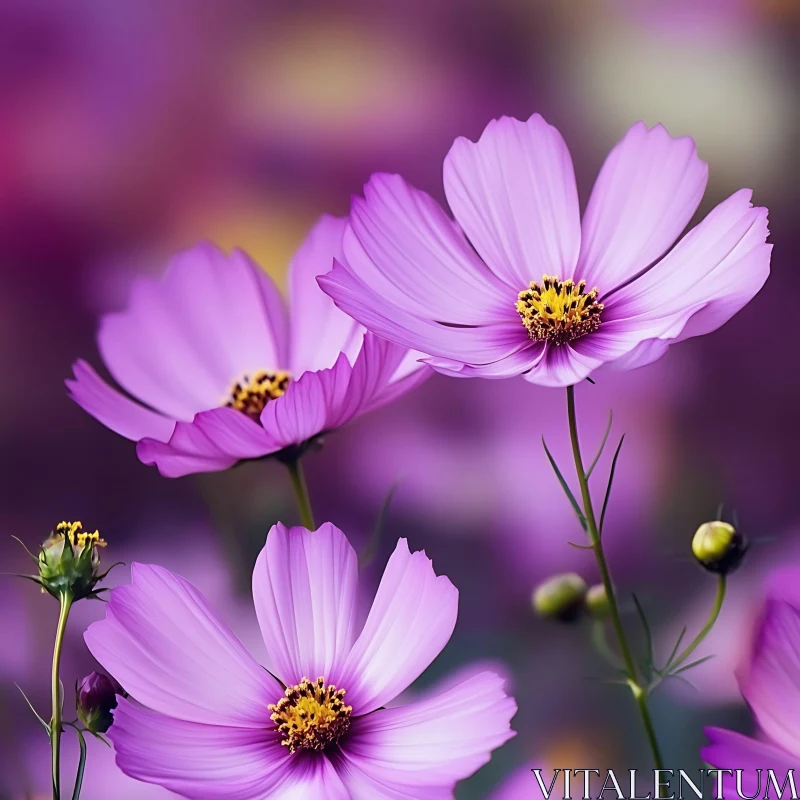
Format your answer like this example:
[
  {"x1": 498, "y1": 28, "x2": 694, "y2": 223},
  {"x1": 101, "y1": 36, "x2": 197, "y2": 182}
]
[
  {"x1": 692, "y1": 521, "x2": 747, "y2": 575},
  {"x1": 76, "y1": 671, "x2": 125, "y2": 733},
  {"x1": 585, "y1": 584, "x2": 611, "y2": 619},
  {"x1": 37, "y1": 521, "x2": 106, "y2": 600},
  {"x1": 533, "y1": 573, "x2": 588, "y2": 622}
]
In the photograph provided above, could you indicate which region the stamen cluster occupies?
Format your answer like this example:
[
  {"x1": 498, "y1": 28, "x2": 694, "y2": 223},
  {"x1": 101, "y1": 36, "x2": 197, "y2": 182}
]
[
  {"x1": 269, "y1": 677, "x2": 352, "y2": 754},
  {"x1": 225, "y1": 370, "x2": 291, "y2": 420},
  {"x1": 516, "y1": 276, "x2": 603, "y2": 345}
]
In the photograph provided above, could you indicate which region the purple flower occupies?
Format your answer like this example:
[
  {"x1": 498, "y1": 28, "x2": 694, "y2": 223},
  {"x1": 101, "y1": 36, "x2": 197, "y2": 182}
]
[
  {"x1": 84, "y1": 522, "x2": 516, "y2": 798},
  {"x1": 319, "y1": 114, "x2": 771, "y2": 387},
  {"x1": 702, "y1": 566, "x2": 800, "y2": 785},
  {"x1": 67, "y1": 215, "x2": 427, "y2": 477}
]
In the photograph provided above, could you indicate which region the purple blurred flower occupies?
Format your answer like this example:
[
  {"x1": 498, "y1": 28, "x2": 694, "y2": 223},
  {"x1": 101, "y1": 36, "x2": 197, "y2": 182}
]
[
  {"x1": 67, "y1": 215, "x2": 427, "y2": 477},
  {"x1": 490, "y1": 764, "x2": 549, "y2": 799},
  {"x1": 320, "y1": 113, "x2": 771, "y2": 387},
  {"x1": 84, "y1": 522, "x2": 516, "y2": 797},
  {"x1": 702, "y1": 566, "x2": 800, "y2": 783}
]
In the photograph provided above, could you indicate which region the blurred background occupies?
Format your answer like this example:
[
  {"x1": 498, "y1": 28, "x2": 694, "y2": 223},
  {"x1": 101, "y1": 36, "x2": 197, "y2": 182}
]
[{"x1": 1, "y1": 0, "x2": 798, "y2": 797}]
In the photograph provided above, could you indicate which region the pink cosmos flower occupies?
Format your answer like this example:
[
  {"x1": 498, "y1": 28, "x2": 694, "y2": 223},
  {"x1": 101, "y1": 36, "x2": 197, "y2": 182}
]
[
  {"x1": 67, "y1": 215, "x2": 427, "y2": 477},
  {"x1": 319, "y1": 114, "x2": 771, "y2": 387},
  {"x1": 84, "y1": 522, "x2": 516, "y2": 798},
  {"x1": 702, "y1": 566, "x2": 800, "y2": 789}
]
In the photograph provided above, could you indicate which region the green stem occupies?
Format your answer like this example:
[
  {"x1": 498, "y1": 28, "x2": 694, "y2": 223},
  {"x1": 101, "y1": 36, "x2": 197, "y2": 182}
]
[
  {"x1": 51, "y1": 591, "x2": 73, "y2": 800},
  {"x1": 670, "y1": 575, "x2": 727, "y2": 671},
  {"x1": 65, "y1": 724, "x2": 87, "y2": 800},
  {"x1": 566, "y1": 386, "x2": 665, "y2": 774},
  {"x1": 286, "y1": 459, "x2": 315, "y2": 530}
]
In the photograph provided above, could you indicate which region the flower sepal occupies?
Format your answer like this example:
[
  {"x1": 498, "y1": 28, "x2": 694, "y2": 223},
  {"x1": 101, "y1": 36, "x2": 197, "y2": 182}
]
[{"x1": 23, "y1": 521, "x2": 117, "y2": 601}]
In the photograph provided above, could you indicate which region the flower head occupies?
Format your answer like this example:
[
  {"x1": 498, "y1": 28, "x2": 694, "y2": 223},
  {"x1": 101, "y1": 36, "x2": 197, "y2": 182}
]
[
  {"x1": 692, "y1": 520, "x2": 748, "y2": 574},
  {"x1": 67, "y1": 215, "x2": 427, "y2": 477},
  {"x1": 702, "y1": 566, "x2": 800, "y2": 789},
  {"x1": 532, "y1": 573, "x2": 588, "y2": 622},
  {"x1": 319, "y1": 114, "x2": 771, "y2": 387},
  {"x1": 77, "y1": 671, "x2": 125, "y2": 733},
  {"x1": 37, "y1": 521, "x2": 106, "y2": 600},
  {"x1": 84, "y1": 523, "x2": 516, "y2": 798}
]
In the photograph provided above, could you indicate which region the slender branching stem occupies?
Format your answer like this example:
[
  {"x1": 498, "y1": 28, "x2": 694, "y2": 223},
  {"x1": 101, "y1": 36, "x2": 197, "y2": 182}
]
[
  {"x1": 670, "y1": 575, "x2": 727, "y2": 671},
  {"x1": 566, "y1": 385, "x2": 666, "y2": 775},
  {"x1": 51, "y1": 590, "x2": 74, "y2": 800}
]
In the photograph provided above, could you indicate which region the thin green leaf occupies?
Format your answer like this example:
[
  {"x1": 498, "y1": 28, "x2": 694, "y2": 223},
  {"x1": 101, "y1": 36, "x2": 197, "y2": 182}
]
[
  {"x1": 542, "y1": 437, "x2": 587, "y2": 531},
  {"x1": 95, "y1": 561, "x2": 125, "y2": 581},
  {"x1": 586, "y1": 411, "x2": 613, "y2": 481},
  {"x1": 590, "y1": 620, "x2": 623, "y2": 669},
  {"x1": 598, "y1": 435, "x2": 625, "y2": 538},
  {"x1": 662, "y1": 673, "x2": 698, "y2": 691},
  {"x1": 11, "y1": 535, "x2": 39, "y2": 562},
  {"x1": 16, "y1": 685, "x2": 50, "y2": 734},
  {"x1": 671, "y1": 654, "x2": 715, "y2": 677},
  {"x1": 631, "y1": 594, "x2": 654, "y2": 677},
  {"x1": 663, "y1": 626, "x2": 688, "y2": 673},
  {"x1": 359, "y1": 482, "x2": 399, "y2": 568},
  {"x1": 567, "y1": 541, "x2": 594, "y2": 550},
  {"x1": 8, "y1": 573, "x2": 43, "y2": 587}
]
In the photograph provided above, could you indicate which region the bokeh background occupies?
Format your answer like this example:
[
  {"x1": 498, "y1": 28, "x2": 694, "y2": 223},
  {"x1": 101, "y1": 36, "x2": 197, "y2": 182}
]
[{"x1": 1, "y1": 0, "x2": 798, "y2": 797}]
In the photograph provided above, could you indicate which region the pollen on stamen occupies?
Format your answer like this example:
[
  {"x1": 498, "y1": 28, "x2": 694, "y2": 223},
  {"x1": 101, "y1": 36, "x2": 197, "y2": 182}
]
[
  {"x1": 224, "y1": 370, "x2": 291, "y2": 420},
  {"x1": 516, "y1": 275, "x2": 603, "y2": 346},
  {"x1": 269, "y1": 677, "x2": 352, "y2": 754}
]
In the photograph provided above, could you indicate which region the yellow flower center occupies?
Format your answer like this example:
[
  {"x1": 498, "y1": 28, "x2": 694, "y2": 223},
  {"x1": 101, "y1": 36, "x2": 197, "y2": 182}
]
[
  {"x1": 516, "y1": 276, "x2": 603, "y2": 346},
  {"x1": 269, "y1": 677, "x2": 352, "y2": 754},
  {"x1": 54, "y1": 521, "x2": 106, "y2": 550},
  {"x1": 225, "y1": 370, "x2": 291, "y2": 420}
]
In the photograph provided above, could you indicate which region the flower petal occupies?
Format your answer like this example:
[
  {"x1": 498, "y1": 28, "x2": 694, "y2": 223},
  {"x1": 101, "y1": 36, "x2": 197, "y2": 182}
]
[
  {"x1": 328, "y1": 333, "x2": 428, "y2": 426},
  {"x1": 334, "y1": 757, "x2": 451, "y2": 799},
  {"x1": 342, "y1": 670, "x2": 516, "y2": 789},
  {"x1": 85, "y1": 563, "x2": 279, "y2": 727},
  {"x1": 339, "y1": 539, "x2": 458, "y2": 715},
  {"x1": 110, "y1": 699, "x2": 292, "y2": 800},
  {"x1": 289, "y1": 215, "x2": 365, "y2": 375},
  {"x1": 137, "y1": 407, "x2": 279, "y2": 478},
  {"x1": 606, "y1": 189, "x2": 770, "y2": 345},
  {"x1": 261, "y1": 335, "x2": 428, "y2": 451},
  {"x1": 521, "y1": 342, "x2": 601, "y2": 388},
  {"x1": 739, "y1": 596, "x2": 800, "y2": 758},
  {"x1": 252, "y1": 522, "x2": 358, "y2": 687},
  {"x1": 344, "y1": 175, "x2": 512, "y2": 323},
  {"x1": 98, "y1": 243, "x2": 289, "y2": 419},
  {"x1": 701, "y1": 727, "x2": 796, "y2": 798},
  {"x1": 66, "y1": 359, "x2": 175, "y2": 442},
  {"x1": 444, "y1": 113, "x2": 581, "y2": 287},
  {"x1": 577, "y1": 122, "x2": 708, "y2": 292},
  {"x1": 319, "y1": 260, "x2": 528, "y2": 368}
]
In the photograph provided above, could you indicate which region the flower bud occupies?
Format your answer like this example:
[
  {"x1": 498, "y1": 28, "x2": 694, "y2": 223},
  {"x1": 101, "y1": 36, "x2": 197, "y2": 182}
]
[
  {"x1": 532, "y1": 573, "x2": 588, "y2": 622},
  {"x1": 38, "y1": 521, "x2": 106, "y2": 600},
  {"x1": 76, "y1": 671, "x2": 125, "y2": 733},
  {"x1": 692, "y1": 521, "x2": 748, "y2": 575},
  {"x1": 585, "y1": 584, "x2": 611, "y2": 619}
]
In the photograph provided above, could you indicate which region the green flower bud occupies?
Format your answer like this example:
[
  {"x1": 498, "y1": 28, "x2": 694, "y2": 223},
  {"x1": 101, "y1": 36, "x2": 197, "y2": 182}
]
[
  {"x1": 76, "y1": 671, "x2": 126, "y2": 733},
  {"x1": 532, "y1": 573, "x2": 588, "y2": 622},
  {"x1": 692, "y1": 521, "x2": 748, "y2": 575},
  {"x1": 37, "y1": 521, "x2": 106, "y2": 600},
  {"x1": 585, "y1": 584, "x2": 611, "y2": 619}
]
